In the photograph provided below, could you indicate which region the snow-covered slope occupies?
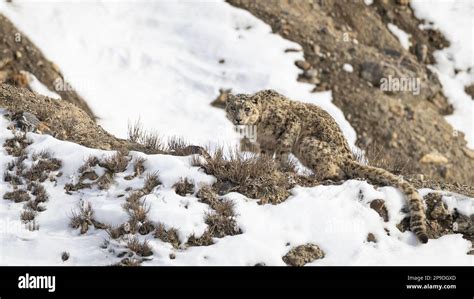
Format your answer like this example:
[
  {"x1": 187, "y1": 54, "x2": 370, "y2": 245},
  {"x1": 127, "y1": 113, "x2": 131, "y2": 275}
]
[
  {"x1": 0, "y1": 0, "x2": 356, "y2": 150},
  {"x1": 411, "y1": 0, "x2": 474, "y2": 148},
  {"x1": 0, "y1": 111, "x2": 472, "y2": 266},
  {"x1": 0, "y1": 1, "x2": 472, "y2": 266}
]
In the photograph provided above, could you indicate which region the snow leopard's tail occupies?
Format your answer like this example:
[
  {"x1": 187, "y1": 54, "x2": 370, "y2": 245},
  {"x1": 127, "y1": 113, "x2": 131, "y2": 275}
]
[{"x1": 342, "y1": 159, "x2": 428, "y2": 244}]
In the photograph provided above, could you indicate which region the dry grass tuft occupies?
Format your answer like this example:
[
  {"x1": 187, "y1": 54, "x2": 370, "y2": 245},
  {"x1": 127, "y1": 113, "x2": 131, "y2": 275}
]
[
  {"x1": 20, "y1": 209, "x2": 36, "y2": 222},
  {"x1": 126, "y1": 237, "x2": 153, "y2": 257},
  {"x1": 128, "y1": 119, "x2": 164, "y2": 152},
  {"x1": 78, "y1": 156, "x2": 99, "y2": 173},
  {"x1": 186, "y1": 231, "x2": 214, "y2": 247},
  {"x1": 173, "y1": 177, "x2": 195, "y2": 196},
  {"x1": 28, "y1": 182, "x2": 49, "y2": 203},
  {"x1": 3, "y1": 133, "x2": 32, "y2": 157},
  {"x1": 70, "y1": 202, "x2": 94, "y2": 234},
  {"x1": 133, "y1": 156, "x2": 146, "y2": 177},
  {"x1": 99, "y1": 151, "x2": 130, "y2": 174},
  {"x1": 194, "y1": 185, "x2": 241, "y2": 244},
  {"x1": 127, "y1": 202, "x2": 150, "y2": 224},
  {"x1": 154, "y1": 223, "x2": 181, "y2": 249},
  {"x1": 356, "y1": 142, "x2": 416, "y2": 175},
  {"x1": 192, "y1": 148, "x2": 292, "y2": 204},
  {"x1": 23, "y1": 151, "x2": 62, "y2": 183},
  {"x1": 3, "y1": 189, "x2": 30, "y2": 202},
  {"x1": 204, "y1": 211, "x2": 241, "y2": 238},
  {"x1": 107, "y1": 225, "x2": 127, "y2": 239},
  {"x1": 96, "y1": 172, "x2": 114, "y2": 190},
  {"x1": 116, "y1": 257, "x2": 142, "y2": 266},
  {"x1": 4, "y1": 171, "x2": 23, "y2": 185},
  {"x1": 142, "y1": 172, "x2": 160, "y2": 194}
]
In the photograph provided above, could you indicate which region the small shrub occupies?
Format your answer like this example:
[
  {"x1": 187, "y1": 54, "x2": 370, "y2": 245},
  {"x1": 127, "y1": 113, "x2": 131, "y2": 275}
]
[
  {"x1": 126, "y1": 237, "x2": 153, "y2": 257},
  {"x1": 99, "y1": 151, "x2": 129, "y2": 174},
  {"x1": 20, "y1": 209, "x2": 36, "y2": 222},
  {"x1": 154, "y1": 223, "x2": 181, "y2": 249},
  {"x1": 142, "y1": 172, "x2": 160, "y2": 194},
  {"x1": 173, "y1": 178, "x2": 195, "y2": 196},
  {"x1": 3, "y1": 189, "x2": 30, "y2": 203}
]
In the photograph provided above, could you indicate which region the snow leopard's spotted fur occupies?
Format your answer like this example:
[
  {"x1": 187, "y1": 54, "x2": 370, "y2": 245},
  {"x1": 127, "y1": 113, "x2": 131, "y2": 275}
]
[{"x1": 226, "y1": 90, "x2": 428, "y2": 243}]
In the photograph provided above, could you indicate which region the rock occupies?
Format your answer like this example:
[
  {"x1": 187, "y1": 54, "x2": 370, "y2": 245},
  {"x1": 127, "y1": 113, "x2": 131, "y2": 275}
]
[
  {"x1": 420, "y1": 152, "x2": 449, "y2": 164},
  {"x1": 303, "y1": 68, "x2": 318, "y2": 79},
  {"x1": 462, "y1": 147, "x2": 474, "y2": 159},
  {"x1": 455, "y1": 214, "x2": 474, "y2": 235},
  {"x1": 360, "y1": 62, "x2": 384, "y2": 86},
  {"x1": 389, "y1": 102, "x2": 404, "y2": 116},
  {"x1": 282, "y1": 243, "x2": 325, "y2": 266},
  {"x1": 295, "y1": 60, "x2": 311, "y2": 70},
  {"x1": 425, "y1": 193, "x2": 450, "y2": 220},
  {"x1": 0, "y1": 70, "x2": 8, "y2": 83},
  {"x1": 80, "y1": 171, "x2": 99, "y2": 181},
  {"x1": 367, "y1": 233, "x2": 377, "y2": 243},
  {"x1": 12, "y1": 111, "x2": 41, "y2": 132},
  {"x1": 370, "y1": 199, "x2": 389, "y2": 222},
  {"x1": 415, "y1": 44, "x2": 428, "y2": 63},
  {"x1": 464, "y1": 84, "x2": 474, "y2": 100}
]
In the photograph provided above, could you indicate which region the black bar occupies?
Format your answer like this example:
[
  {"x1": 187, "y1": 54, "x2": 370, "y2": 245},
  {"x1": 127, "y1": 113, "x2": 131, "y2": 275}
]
[{"x1": 0, "y1": 266, "x2": 472, "y2": 298}]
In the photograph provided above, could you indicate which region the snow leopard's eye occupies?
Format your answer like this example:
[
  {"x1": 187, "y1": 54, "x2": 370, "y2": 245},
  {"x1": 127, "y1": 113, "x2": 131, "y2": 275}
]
[{"x1": 244, "y1": 107, "x2": 250, "y2": 112}]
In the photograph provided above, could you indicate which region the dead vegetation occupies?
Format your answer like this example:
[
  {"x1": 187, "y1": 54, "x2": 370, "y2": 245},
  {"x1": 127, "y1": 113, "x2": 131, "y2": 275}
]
[
  {"x1": 184, "y1": 185, "x2": 242, "y2": 247},
  {"x1": 20, "y1": 209, "x2": 36, "y2": 222},
  {"x1": 126, "y1": 237, "x2": 153, "y2": 257},
  {"x1": 99, "y1": 151, "x2": 130, "y2": 173},
  {"x1": 186, "y1": 231, "x2": 214, "y2": 247},
  {"x1": 23, "y1": 151, "x2": 62, "y2": 182},
  {"x1": 69, "y1": 202, "x2": 106, "y2": 234},
  {"x1": 3, "y1": 133, "x2": 32, "y2": 157},
  {"x1": 3, "y1": 189, "x2": 30, "y2": 202},
  {"x1": 154, "y1": 223, "x2": 181, "y2": 249},
  {"x1": 66, "y1": 152, "x2": 132, "y2": 193},
  {"x1": 128, "y1": 119, "x2": 164, "y2": 152},
  {"x1": 192, "y1": 148, "x2": 292, "y2": 204},
  {"x1": 2, "y1": 138, "x2": 61, "y2": 229},
  {"x1": 125, "y1": 156, "x2": 147, "y2": 180},
  {"x1": 142, "y1": 172, "x2": 161, "y2": 194},
  {"x1": 356, "y1": 142, "x2": 416, "y2": 176},
  {"x1": 173, "y1": 177, "x2": 195, "y2": 196}
]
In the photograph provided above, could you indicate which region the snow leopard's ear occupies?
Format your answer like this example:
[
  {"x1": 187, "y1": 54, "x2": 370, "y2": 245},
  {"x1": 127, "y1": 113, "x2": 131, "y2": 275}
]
[
  {"x1": 251, "y1": 94, "x2": 261, "y2": 105},
  {"x1": 225, "y1": 94, "x2": 235, "y2": 106}
]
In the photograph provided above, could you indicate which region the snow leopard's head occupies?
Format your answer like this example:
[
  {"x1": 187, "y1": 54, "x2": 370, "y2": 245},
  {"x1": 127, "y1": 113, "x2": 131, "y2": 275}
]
[{"x1": 225, "y1": 93, "x2": 261, "y2": 125}]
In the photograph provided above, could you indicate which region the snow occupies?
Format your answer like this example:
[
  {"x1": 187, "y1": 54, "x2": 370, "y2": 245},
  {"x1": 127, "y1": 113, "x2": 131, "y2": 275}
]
[
  {"x1": 0, "y1": 110, "x2": 472, "y2": 265},
  {"x1": 343, "y1": 63, "x2": 353, "y2": 73},
  {"x1": 387, "y1": 23, "x2": 412, "y2": 50},
  {"x1": 0, "y1": 0, "x2": 357, "y2": 150},
  {"x1": 0, "y1": 1, "x2": 472, "y2": 266},
  {"x1": 364, "y1": 0, "x2": 373, "y2": 5},
  {"x1": 411, "y1": 0, "x2": 474, "y2": 148},
  {"x1": 26, "y1": 72, "x2": 61, "y2": 100}
]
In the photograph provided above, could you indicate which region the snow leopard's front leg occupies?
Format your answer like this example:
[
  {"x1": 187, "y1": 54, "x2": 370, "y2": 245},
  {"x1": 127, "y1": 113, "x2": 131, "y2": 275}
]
[{"x1": 274, "y1": 116, "x2": 301, "y2": 164}]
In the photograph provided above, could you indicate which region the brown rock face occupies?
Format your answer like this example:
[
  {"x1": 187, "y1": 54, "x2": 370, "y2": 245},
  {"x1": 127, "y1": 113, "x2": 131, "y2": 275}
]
[
  {"x1": 227, "y1": 0, "x2": 473, "y2": 185},
  {"x1": 0, "y1": 14, "x2": 96, "y2": 119}
]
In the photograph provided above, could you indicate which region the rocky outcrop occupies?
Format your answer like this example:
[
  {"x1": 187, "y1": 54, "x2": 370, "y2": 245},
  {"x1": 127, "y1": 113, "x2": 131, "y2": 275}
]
[{"x1": 226, "y1": 0, "x2": 474, "y2": 185}]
